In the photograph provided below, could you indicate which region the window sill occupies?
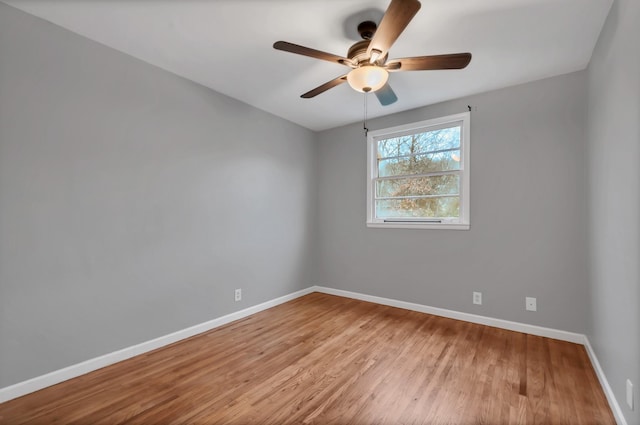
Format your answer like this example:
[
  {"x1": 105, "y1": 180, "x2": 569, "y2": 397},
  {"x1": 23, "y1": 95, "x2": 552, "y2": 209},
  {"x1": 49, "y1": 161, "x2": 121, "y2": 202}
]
[{"x1": 366, "y1": 222, "x2": 470, "y2": 230}]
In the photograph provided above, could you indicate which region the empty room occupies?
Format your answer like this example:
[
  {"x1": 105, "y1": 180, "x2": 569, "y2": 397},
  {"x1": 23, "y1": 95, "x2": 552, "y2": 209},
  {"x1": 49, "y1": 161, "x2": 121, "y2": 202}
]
[{"x1": 0, "y1": 0, "x2": 638, "y2": 424}]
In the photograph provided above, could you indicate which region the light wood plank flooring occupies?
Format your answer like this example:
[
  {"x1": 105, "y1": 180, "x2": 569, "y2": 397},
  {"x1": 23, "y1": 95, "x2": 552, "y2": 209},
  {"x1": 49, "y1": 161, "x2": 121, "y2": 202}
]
[{"x1": 0, "y1": 292, "x2": 615, "y2": 424}]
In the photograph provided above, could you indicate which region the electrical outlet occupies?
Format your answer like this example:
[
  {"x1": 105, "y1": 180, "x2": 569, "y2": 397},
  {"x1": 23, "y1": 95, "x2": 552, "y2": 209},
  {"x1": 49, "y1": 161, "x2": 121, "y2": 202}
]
[
  {"x1": 525, "y1": 297, "x2": 537, "y2": 311},
  {"x1": 627, "y1": 379, "x2": 634, "y2": 410},
  {"x1": 234, "y1": 288, "x2": 242, "y2": 302},
  {"x1": 473, "y1": 292, "x2": 482, "y2": 305}
]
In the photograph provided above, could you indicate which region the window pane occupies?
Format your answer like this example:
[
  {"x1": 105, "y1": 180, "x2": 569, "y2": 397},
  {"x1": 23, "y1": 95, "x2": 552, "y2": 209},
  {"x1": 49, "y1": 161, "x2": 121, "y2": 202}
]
[
  {"x1": 376, "y1": 196, "x2": 460, "y2": 218},
  {"x1": 378, "y1": 150, "x2": 460, "y2": 177},
  {"x1": 376, "y1": 174, "x2": 459, "y2": 198},
  {"x1": 377, "y1": 125, "x2": 460, "y2": 159}
]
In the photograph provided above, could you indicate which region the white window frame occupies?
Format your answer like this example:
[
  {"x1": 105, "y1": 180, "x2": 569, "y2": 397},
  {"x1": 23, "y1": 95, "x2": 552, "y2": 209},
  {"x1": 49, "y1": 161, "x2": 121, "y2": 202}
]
[{"x1": 366, "y1": 112, "x2": 470, "y2": 230}]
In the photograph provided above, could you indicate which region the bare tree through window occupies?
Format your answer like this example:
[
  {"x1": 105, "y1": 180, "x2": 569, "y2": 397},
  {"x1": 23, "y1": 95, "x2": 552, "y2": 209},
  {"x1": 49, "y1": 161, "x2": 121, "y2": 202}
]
[{"x1": 376, "y1": 126, "x2": 461, "y2": 218}]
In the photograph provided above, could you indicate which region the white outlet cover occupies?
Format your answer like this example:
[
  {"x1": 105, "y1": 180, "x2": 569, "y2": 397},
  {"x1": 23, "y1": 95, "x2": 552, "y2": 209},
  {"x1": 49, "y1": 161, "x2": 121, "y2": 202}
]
[
  {"x1": 525, "y1": 297, "x2": 537, "y2": 311},
  {"x1": 473, "y1": 292, "x2": 482, "y2": 305},
  {"x1": 627, "y1": 379, "x2": 634, "y2": 410}
]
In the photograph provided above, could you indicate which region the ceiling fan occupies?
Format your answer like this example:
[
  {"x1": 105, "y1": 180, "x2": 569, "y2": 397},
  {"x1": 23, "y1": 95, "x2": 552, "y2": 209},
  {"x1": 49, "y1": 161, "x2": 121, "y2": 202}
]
[{"x1": 273, "y1": 0, "x2": 471, "y2": 106}]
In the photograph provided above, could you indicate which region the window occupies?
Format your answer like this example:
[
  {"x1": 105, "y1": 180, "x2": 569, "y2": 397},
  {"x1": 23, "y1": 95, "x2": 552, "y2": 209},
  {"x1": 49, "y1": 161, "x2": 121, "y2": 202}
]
[{"x1": 367, "y1": 112, "x2": 470, "y2": 229}]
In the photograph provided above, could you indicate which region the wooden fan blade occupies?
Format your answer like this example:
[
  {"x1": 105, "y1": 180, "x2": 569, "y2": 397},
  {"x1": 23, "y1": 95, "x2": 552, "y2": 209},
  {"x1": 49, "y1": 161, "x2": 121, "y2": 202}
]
[
  {"x1": 375, "y1": 83, "x2": 398, "y2": 106},
  {"x1": 274, "y1": 41, "x2": 353, "y2": 67},
  {"x1": 301, "y1": 75, "x2": 348, "y2": 98},
  {"x1": 367, "y1": 0, "x2": 421, "y2": 59},
  {"x1": 386, "y1": 53, "x2": 472, "y2": 71}
]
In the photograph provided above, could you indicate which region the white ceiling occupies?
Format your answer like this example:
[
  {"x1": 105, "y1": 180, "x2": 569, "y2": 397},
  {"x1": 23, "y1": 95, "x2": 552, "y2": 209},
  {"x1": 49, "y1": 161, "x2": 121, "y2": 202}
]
[{"x1": 4, "y1": 0, "x2": 612, "y2": 131}]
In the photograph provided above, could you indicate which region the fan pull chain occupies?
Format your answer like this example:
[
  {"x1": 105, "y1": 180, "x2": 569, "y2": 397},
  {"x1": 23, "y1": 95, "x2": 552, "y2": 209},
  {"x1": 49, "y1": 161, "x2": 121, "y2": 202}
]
[{"x1": 363, "y1": 93, "x2": 369, "y2": 137}]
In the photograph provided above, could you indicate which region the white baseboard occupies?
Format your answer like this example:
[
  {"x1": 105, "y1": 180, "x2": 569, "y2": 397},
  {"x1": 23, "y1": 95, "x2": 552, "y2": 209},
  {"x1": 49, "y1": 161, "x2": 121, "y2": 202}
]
[
  {"x1": 0, "y1": 286, "x2": 315, "y2": 404},
  {"x1": 313, "y1": 286, "x2": 585, "y2": 344},
  {"x1": 583, "y1": 337, "x2": 628, "y2": 425},
  {"x1": 0, "y1": 284, "x2": 626, "y2": 425}
]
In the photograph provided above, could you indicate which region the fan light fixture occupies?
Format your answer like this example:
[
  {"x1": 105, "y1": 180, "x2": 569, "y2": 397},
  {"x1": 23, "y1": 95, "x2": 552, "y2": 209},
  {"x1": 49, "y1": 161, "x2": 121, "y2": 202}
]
[{"x1": 347, "y1": 65, "x2": 389, "y2": 93}]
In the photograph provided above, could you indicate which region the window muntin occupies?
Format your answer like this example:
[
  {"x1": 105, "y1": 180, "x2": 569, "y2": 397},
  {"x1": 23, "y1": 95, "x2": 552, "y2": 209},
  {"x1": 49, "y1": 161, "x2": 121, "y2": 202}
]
[
  {"x1": 377, "y1": 149, "x2": 461, "y2": 177},
  {"x1": 367, "y1": 112, "x2": 470, "y2": 229},
  {"x1": 376, "y1": 174, "x2": 460, "y2": 198}
]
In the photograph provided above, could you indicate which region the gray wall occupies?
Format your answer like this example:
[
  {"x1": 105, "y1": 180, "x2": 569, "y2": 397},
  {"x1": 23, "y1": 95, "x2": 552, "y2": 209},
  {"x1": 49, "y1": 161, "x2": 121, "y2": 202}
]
[
  {"x1": 0, "y1": 3, "x2": 316, "y2": 387},
  {"x1": 316, "y1": 71, "x2": 590, "y2": 333},
  {"x1": 586, "y1": 0, "x2": 640, "y2": 423}
]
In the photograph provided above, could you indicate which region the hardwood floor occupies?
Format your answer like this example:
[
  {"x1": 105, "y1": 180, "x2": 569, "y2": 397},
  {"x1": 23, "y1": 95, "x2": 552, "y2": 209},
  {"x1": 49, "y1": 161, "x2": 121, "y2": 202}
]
[{"x1": 0, "y1": 292, "x2": 615, "y2": 424}]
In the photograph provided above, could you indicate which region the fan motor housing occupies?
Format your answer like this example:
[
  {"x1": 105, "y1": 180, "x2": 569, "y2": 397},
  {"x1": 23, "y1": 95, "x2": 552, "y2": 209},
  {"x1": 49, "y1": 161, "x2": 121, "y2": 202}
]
[
  {"x1": 347, "y1": 40, "x2": 388, "y2": 66},
  {"x1": 348, "y1": 21, "x2": 391, "y2": 66},
  {"x1": 347, "y1": 40, "x2": 370, "y2": 64}
]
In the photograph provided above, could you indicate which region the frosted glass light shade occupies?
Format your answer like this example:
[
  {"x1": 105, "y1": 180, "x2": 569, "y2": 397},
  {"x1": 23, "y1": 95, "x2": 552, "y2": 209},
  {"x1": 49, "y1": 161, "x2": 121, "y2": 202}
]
[{"x1": 347, "y1": 65, "x2": 389, "y2": 93}]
